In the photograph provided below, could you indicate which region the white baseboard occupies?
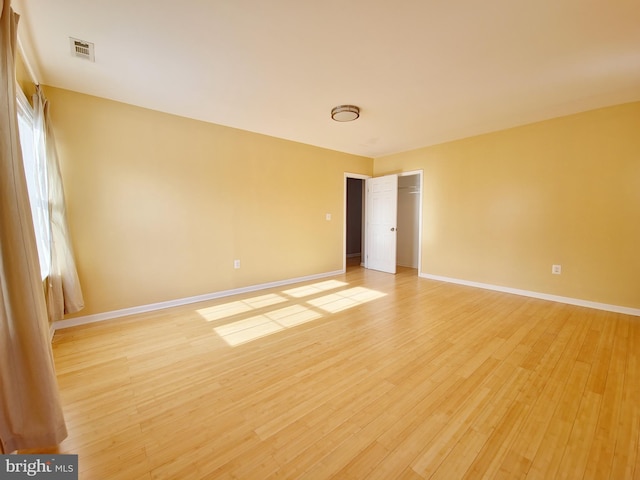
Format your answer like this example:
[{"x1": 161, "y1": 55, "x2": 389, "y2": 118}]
[
  {"x1": 54, "y1": 269, "x2": 345, "y2": 331},
  {"x1": 419, "y1": 273, "x2": 640, "y2": 317}
]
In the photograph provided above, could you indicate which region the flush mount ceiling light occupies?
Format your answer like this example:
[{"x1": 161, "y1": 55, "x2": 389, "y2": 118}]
[{"x1": 331, "y1": 105, "x2": 360, "y2": 122}]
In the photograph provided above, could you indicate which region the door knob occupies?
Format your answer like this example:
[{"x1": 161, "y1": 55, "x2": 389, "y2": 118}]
[{"x1": 391, "y1": 227, "x2": 396, "y2": 231}]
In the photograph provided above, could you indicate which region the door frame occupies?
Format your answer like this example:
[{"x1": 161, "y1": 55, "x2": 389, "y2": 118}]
[
  {"x1": 344, "y1": 170, "x2": 423, "y2": 275},
  {"x1": 397, "y1": 170, "x2": 424, "y2": 276},
  {"x1": 343, "y1": 173, "x2": 370, "y2": 272}
]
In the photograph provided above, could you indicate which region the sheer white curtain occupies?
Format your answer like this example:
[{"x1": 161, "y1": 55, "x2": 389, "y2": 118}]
[
  {"x1": 33, "y1": 85, "x2": 84, "y2": 322},
  {"x1": 0, "y1": 0, "x2": 67, "y2": 452}
]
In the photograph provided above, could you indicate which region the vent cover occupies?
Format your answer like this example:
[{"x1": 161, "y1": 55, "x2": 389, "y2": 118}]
[{"x1": 69, "y1": 37, "x2": 95, "y2": 62}]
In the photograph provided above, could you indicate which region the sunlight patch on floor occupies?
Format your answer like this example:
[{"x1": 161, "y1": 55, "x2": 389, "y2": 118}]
[
  {"x1": 282, "y1": 280, "x2": 348, "y2": 298},
  {"x1": 214, "y1": 315, "x2": 285, "y2": 346},
  {"x1": 213, "y1": 305, "x2": 323, "y2": 346},
  {"x1": 197, "y1": 293, "x2": 287, "y2": 321},
  {"x1": 308, "y1": 287, "x2": 387, "y2": 313},
  {"x1": 264, "y1": 304, "x2": 322, "y2": 327},
  {"x1": 200, "y1": 280, "x2": 387, "y2": 347}
]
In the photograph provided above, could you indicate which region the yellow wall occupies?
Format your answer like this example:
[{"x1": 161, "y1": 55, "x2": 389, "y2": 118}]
[
  {"x1": 44, "y1": 87, "x2": 372, "y2": 316},
  {"x1": 375, "y1": 102, "x2": 640, "y2": 309},
  {"x1": 43, "y1": 85, "x2": 640, "y2": 315},
  {"x1": 15, "y1": 50, "x2": 36, "y2": 101}
]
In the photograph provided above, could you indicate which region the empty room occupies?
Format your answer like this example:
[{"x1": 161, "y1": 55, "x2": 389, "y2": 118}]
[{"x1": 2, "y1": 0, "x2": 639, "y2": 478}]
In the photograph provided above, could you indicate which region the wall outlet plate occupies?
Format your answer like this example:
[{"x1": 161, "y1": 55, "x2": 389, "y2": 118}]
[{"x1": 552, "y1": 264, "x2": 561, "y2": 275}]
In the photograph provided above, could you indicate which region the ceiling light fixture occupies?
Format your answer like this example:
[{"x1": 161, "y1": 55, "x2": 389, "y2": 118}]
[{"x1": 331, "y1": 105, "x2": 360, "y2": 122}]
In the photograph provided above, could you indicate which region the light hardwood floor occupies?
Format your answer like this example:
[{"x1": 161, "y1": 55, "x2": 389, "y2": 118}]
[{"x1": 46, "y1": 264, "x2": 639, "y2": 479}]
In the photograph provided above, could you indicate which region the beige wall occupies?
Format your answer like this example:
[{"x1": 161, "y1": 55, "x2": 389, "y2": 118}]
[
  {"x1": 15, "y1": 50, "x2": 36, "y2": 101},
  {"x1": 375, "y1": 102, "x2": 640, "y2": 309},
  {"x1": 43, "y1": 85, "x2": 640, "y2": 315},
  {"x1": 45, "y1": 87, "x2": 372, "y2": 316}
]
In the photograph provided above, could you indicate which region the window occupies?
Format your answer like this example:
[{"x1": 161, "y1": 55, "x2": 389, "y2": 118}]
[{"x1": 16, "y1": 87, "x2": 50, "y2": 279}]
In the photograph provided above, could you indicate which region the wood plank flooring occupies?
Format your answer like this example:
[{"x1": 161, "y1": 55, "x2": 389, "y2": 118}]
[{"x1": 43, "y1": 265, "x2": 640, "y2": 479}]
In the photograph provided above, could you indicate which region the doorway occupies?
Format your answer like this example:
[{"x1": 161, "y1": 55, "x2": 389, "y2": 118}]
[
  {"x1": 345, "y1": 175, "x2": 366, "y2": 269},
  {"x1": 396, "y1": 173, "x2": 421, "y2": 270},
  {"x1": 344, "y1": 171, "x2": 422, "y2": 275}
]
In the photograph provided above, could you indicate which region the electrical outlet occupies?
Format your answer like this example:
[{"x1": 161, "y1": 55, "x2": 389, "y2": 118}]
[
  {"x1": 234, "y1": 259, "x2": 240, "y2": 269},
  {"x1": 325, "y1": 213, "x2": 332, "y2": 221},
  {"x1": 552, "y1": 264, "x2": 561, "y2": 275}
]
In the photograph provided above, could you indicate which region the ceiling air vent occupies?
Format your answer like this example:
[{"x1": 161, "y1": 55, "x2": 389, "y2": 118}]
[{"x1": 69, "y1": 37, "x2": 95, "y2": 62}]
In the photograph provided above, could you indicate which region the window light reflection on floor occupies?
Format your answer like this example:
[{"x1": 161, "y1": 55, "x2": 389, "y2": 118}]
[
  {"x1": 196, "y1": 280, "x2": 386, "y2": 347},
  {"x1": 282, "y1": 280, "x2": 348, "y2": 298},
  {"x1": 308, "y1": 287, "x2": 387, "y2": 314},
  {"x1": 197, "y1": 293, "x2": 287, "y2": 321},
  {"x1": 214, "y1": 306, "x2": 323, "y2": 346}
]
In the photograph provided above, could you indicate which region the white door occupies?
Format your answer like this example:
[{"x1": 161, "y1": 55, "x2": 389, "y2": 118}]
[{"x1": 365, "y1": 174, "x2": 398, "y2": 273}]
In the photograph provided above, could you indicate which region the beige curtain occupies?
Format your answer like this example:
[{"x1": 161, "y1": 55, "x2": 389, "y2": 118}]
[
  {"x1": 34, "y1": 85, "x2": 84, "y2": 322},
  {"x1": 0, "y1": 1, "x2": 67, "y2": 453}
]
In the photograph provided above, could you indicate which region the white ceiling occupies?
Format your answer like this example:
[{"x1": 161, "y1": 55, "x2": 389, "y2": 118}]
[{"x1": 12, "y1": 0, "x2": 640, "y2": 158}]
